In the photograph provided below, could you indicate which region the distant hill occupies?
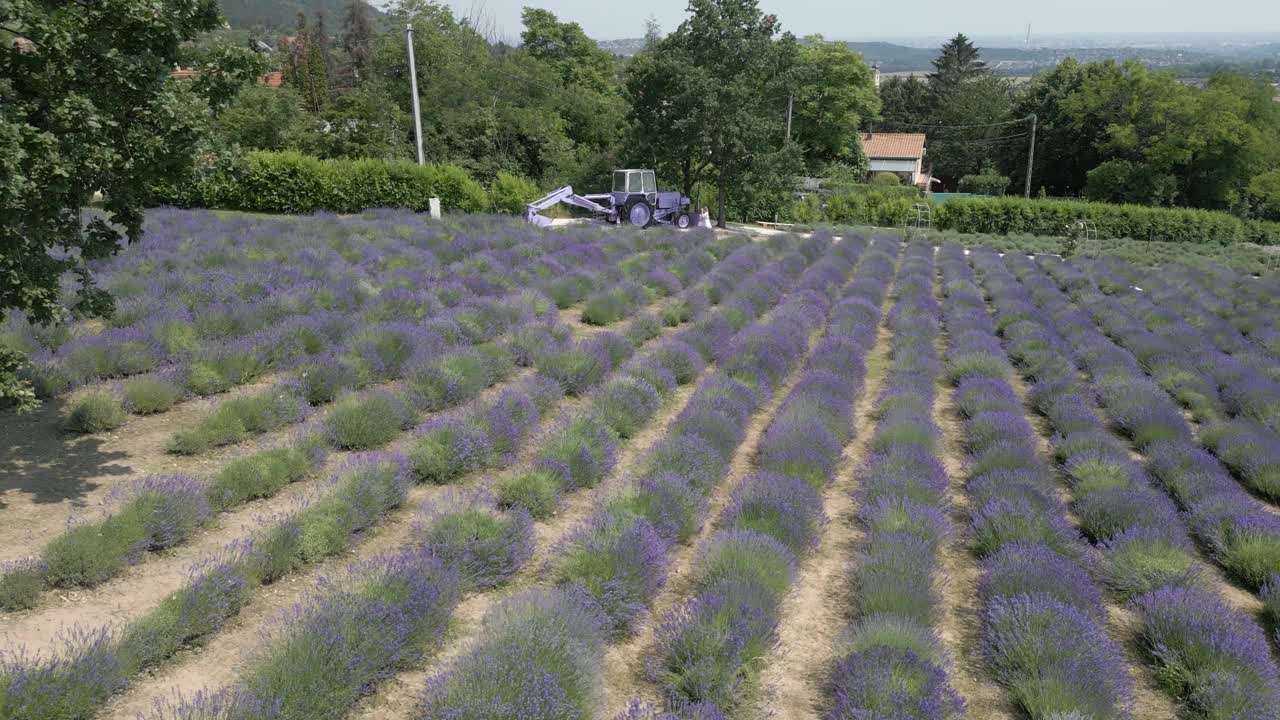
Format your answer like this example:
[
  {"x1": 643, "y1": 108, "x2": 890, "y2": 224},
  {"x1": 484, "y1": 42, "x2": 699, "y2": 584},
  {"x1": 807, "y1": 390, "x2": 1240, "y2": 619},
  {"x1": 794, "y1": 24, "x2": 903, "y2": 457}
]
[
  {"x1": 218, "y1": 0, "x2": 381, "y2": 33},
  {"x1": 593, "y1": 37, "x2": 1258, "y2": 77}
]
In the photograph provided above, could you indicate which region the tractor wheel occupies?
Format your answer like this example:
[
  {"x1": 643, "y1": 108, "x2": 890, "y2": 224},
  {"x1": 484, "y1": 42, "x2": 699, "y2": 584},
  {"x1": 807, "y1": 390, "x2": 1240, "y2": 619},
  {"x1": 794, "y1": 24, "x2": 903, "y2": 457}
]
[
  {"x1": 626, "y1": 201, "x2": 653, "y2": 228},
  {"x1": 675, "y1": 211, "x2": 693, "y2": 229}
]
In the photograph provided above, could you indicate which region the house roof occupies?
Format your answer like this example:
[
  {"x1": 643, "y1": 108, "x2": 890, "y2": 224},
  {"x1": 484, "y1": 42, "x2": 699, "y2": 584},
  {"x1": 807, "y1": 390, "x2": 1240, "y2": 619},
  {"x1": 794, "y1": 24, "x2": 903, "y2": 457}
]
[
  {"x1": 861, "y1": 132, "x2": 926, "y2": 160},
  {"x1": 260, "y1": 71, "x2": 283, "y2": 88}
]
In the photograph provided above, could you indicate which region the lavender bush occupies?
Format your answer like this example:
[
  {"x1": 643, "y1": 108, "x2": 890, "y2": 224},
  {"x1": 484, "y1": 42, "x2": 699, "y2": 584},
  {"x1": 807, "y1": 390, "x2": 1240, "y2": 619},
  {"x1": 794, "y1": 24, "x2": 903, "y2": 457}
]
[{"x1": 417, "y1": 587, "x2": 608, "y2": 719}]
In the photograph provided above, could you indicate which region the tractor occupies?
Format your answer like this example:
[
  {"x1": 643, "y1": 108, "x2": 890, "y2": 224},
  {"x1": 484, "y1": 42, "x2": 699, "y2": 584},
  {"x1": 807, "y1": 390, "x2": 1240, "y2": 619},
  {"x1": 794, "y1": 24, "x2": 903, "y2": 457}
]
[{"x1": 524, "y1": 169, "x2": 698, "y2": 229}]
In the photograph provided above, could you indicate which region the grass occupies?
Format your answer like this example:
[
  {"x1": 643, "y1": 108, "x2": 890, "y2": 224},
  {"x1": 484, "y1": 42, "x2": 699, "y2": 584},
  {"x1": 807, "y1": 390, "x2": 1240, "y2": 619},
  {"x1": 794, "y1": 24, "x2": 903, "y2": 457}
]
[
  {"x1": 496, "y1": 468, "x2": 562, "y2": 519},
  {"x1": 205, "y1": 445, "x2": 319, "y2": 511},
  {"x1": 63, "y1": 392, "x2": 126, "y2": 433},
  {"x1": 322, "y1": 390, "x2": 412, "y2": 450},
  {"x1": 169, "y1": 386, "x2": 307, "y2": 454},
  {"x1": 0, "y1": 560, "x2": 46, "y2": 611},
  {"x1": 122, "y1": 376, "x2": 182, "y2": 414}
]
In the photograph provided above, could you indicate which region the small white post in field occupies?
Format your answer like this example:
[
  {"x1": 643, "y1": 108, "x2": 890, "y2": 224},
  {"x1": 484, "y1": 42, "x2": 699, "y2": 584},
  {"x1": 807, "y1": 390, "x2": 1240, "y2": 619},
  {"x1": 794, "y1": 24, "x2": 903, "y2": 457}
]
[{"x1": 429, "y1": 197, "x2": 441, "y2": 219}]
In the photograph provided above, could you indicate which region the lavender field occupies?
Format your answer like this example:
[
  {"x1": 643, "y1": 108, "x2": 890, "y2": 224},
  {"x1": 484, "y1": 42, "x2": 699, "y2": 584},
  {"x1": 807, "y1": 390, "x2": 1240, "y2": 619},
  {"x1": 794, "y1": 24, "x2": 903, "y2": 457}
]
[{"x1": 3, "y1": 209, "x2": 1280, "y2": 720}]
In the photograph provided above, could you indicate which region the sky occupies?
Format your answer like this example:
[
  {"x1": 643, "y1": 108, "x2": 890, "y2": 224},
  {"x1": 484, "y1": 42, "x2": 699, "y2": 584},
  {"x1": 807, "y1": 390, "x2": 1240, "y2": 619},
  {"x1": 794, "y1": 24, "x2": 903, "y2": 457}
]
[{"x1": 409, "y1": 0, "x2": 1280, "y2": 43}]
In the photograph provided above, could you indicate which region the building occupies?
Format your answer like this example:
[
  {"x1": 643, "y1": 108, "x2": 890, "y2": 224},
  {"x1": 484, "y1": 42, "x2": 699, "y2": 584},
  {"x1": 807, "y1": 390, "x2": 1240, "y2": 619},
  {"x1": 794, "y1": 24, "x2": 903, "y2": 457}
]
[{"x1": 861, "y1": 132, "x2": 930, "y2": 188}]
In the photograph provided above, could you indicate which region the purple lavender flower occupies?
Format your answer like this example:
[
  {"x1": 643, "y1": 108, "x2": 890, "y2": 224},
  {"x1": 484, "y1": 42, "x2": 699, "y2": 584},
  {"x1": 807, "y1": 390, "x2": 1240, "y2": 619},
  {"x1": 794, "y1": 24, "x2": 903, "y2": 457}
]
[
  {"x1": 981, "y1": 593, "x2": 1133, "y2": 719},
  {"x1": 415, "y1": 489, "x2": 534, "y2": 590},
  {"x1": 418, "y1": 587, "x2": 608, "y2": 719},
  {"x1": 1131, "y1": 585, "x2": 1280, "y2": 717},
  {"x1": 979, "y1": 544, "x2": 1105, "y2": 617},
  {"x1": 550, "y1": 513, "x2": 670, "y2": 636},
  {"x1": 827, "y1": 646, "x2": 965, "y2": 720}
]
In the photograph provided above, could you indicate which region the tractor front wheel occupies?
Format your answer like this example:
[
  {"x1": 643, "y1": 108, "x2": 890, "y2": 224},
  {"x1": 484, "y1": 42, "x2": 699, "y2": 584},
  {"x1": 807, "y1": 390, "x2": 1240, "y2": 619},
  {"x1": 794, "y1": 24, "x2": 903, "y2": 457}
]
[
  {"x1": 675, "y1": 211, "x2": 693, "y2": 229},
  {"x1": 626, "y1": 201, "x2": 653, "y2": 228}
]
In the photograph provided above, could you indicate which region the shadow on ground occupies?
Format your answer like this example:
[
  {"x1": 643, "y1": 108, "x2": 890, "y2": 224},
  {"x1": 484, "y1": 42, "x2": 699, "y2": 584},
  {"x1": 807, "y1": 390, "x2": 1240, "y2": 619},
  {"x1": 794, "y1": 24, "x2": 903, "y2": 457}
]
[{"x1": 0, "y1": 398, "x2": 132, "y2": 509}]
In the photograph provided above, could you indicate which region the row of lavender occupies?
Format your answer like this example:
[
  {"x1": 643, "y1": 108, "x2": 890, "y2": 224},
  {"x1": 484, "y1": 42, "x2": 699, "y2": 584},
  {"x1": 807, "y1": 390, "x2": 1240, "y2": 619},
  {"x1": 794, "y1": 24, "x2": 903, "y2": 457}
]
[
  {"x1": 0, "y1": 236, "x2": 761, "y2": 718},
  {"x1": 825, "y1": 240, "x2": 970, "y2": 718},
  {"x1": 134, "y1": 235, "x2": 843, "y2": 719},
  {"x1": 0, "y1": 225, "x2": 732, "y2": 609},
  {"x1": 1167, "y1": 262, "x2": 1280, "y2": 364},
  {"x1": 625, "y1": 236, "x2": 880, "y2": 717},
  {"x1": 19, "y1": 211, "x2": 722, "y2": 422},
  {"x1": 967, "y1": 249, "x2": 1280, "y2": 712},
  {"x1": 1078, "y1": 257, "x2": 1280, "y2": 509},
  {"x1": 938, "y1": 244, "x2": 1135, "y2": 719},
  {"x1": 1035, "y1": 258, "x2": 1280, "y2": 600},
  {"x1": 66, "y1": 225, "x2": 712, "y2": 436},
  {"x1": 419, "y1": 234, "x2": 852, "y2": 719},
  {"x1": 993, "y1": 251, "x2": 1280, "y2": 716}
]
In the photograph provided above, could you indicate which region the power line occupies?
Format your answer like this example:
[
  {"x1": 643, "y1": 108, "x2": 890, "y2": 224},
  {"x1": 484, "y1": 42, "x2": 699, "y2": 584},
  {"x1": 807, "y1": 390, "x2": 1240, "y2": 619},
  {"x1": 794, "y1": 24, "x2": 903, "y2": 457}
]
[
  {"x1": 929, "y1": 131, "x2": 1031, "y2": 145},
  {"x1": 878, "y1": 115, "x2": 1035, "y2": 131}
]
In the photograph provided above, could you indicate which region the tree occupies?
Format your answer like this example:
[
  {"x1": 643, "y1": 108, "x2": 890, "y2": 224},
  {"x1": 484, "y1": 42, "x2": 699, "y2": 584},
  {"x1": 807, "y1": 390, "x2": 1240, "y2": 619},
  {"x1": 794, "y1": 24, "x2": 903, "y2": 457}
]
[
  {"x1": 285, "y1": 12, "x2": 332, "y2": 112},
  {"x1": 993, "y1": 58, "x2": 1108, "y2": 197},
  {"x1": 790, "y1": 36, "x2": 880, "y2": 173},
  {"x1": 627, "y1": 0, "x2": 797, "y2": 227},
  {"x1": 341, "y1": 0, "x2": 375, "y2": 85},
  {"x1": 876, "y1": 75, "x2": 932, "y2": 130},
  {"x1": 0, "y1": 0, "x2": 223, "y2": 409},
  {"x1": 928, "y1": 33, "x2": 987, "y2": 94},
  {"x1": 215, "y1": 85, "x2": 307, "y2": 151},
  {"x1": 927, "y1": 74, "x2": 1015, "y2": 180},
  {"x1": 520, "y1": 7, "x2": 615, "y2": 94}
]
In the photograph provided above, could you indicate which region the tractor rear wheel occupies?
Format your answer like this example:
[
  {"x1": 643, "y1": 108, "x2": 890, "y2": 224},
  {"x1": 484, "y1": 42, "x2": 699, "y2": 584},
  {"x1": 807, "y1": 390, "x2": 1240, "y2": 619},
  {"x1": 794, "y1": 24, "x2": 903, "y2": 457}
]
[{"x1": 626, "y1": 201, "x2": 653, "y2": 228}]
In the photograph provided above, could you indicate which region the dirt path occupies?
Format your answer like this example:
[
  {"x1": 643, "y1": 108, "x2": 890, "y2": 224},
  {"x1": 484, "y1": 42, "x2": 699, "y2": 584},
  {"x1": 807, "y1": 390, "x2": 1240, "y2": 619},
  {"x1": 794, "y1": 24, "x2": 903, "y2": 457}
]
[
  {"x1": 932, "y1": 373, "x2": 1013, "y2": 720},
  {"x1": 747, "y1": 307, "x2": 894, "y2": 720},
  {"x1": 0, "y1": 376, "x2": 282, "y2": 565},
  {"x1": 347, "y1": 365, "x2": 715, "y2": 720},
  {"x1": 602, "y1": 327, "x2": 824, "y2": 717}
]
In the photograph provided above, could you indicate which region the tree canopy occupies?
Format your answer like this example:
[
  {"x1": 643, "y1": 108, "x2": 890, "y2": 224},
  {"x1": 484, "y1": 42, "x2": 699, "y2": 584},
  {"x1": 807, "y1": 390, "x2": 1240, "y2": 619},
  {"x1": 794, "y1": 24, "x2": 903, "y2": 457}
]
[{"x1": 0, "y1": 0, "x2": 236, "y2": 409}]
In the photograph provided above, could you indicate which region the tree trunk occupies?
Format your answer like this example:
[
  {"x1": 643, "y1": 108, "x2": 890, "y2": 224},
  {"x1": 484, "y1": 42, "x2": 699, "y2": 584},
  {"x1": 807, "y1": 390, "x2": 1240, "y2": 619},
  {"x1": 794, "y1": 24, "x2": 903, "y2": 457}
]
[{"x1": 716, "y1": 165, "x2": 727, "y2": 228}]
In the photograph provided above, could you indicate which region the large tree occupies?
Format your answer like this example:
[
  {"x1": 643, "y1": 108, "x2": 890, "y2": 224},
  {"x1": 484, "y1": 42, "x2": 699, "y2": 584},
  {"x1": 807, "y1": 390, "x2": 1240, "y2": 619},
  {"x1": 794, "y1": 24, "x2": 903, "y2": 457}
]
[
  {"x1": 341, "y1": 0, "x2": 375, "y2": 85},
  {"x1": 790, "y1": 35, "x2": 879, "y2": 173},
  {"x1": 875, "y1": 74, "x2": 932, "y2": 130},
  {"x1": 928, "y1": 32, "x2": 987, "y2": 94},
  {"x1": 927, "y1": 74, "x2": 1016, "y2": 180},
  {"x1": 994, "y1": 59, "x2": 1280, "y2": 208},
  {"x1": 626, "y1": 0, "x2": 797, "y2": 226},
  {"x1": 1, "y1": 0, "x2": 226, "y2": 409}
]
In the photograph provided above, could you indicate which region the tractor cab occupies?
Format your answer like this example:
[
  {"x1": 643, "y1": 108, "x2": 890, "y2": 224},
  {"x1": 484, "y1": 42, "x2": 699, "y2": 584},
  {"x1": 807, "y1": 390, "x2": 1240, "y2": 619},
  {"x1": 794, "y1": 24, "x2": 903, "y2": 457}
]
[
  {"x1": 612, "y1": 169, "x2": 658, "y2": 198},
  {"x1": 609, "y1": 169, "x2": 691, "y2": 228}
]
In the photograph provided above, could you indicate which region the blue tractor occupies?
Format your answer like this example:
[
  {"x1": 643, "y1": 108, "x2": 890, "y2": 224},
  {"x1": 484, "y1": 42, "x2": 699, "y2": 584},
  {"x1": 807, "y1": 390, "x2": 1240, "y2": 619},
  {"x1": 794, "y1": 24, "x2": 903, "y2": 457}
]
[{"x1": 525, "y1": 169, "x2": 698, "y2": 229}]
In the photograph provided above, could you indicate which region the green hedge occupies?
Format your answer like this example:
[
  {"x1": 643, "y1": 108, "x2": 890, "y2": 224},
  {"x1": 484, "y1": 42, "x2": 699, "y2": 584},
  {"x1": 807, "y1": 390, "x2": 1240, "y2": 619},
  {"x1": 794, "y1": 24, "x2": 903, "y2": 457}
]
[
  {"x1": 957, "y1": 174, "x2": 1009, "y2": 196},
  {"x1": 933, "y1": 197, "x2": 1249, "y2": 245},
  {"x1": 155, "y1": 151, "x2": 488, "y2": 214},
  {"x1": 783, "y1": 189, "x2": 917, "y2": 227}
]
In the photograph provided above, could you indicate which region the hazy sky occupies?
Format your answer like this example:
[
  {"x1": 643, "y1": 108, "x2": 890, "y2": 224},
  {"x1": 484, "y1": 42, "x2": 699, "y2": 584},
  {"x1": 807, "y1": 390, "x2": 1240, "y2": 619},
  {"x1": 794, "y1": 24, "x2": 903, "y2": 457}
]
[{"x1": 424, "y1": 0, "x2": 1279, "y2": 42}]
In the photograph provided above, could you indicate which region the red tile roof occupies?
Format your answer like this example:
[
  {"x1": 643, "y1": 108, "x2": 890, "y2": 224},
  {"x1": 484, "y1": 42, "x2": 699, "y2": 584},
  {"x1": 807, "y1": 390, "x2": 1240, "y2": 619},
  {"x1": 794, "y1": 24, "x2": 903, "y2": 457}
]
[
  {"x1": 861, "y1": 132, "x2": 927, "y2": 160},
  {"x1": 170, "y1": 68, "x2": 197, "y2": 80}
]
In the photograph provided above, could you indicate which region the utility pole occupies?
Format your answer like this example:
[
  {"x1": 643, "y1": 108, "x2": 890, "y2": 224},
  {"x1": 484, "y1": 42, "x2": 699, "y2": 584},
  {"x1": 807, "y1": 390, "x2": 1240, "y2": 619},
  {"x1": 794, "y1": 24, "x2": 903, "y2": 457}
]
[
  {"x1": 785, "y1": 92, "x2": 793, "y2": 143},
  {"x1": 1023, "y1": 113, "x2": 1037, "y2": 199},
  {"x1": 406, "y1": 23, "x2": 425, "y2": 166}
]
